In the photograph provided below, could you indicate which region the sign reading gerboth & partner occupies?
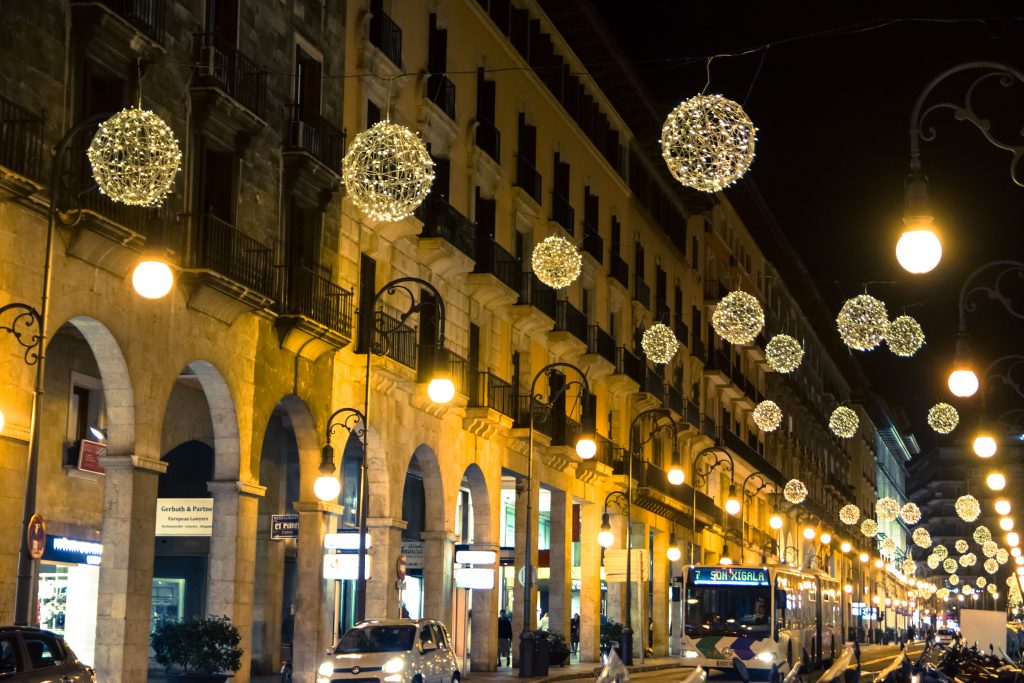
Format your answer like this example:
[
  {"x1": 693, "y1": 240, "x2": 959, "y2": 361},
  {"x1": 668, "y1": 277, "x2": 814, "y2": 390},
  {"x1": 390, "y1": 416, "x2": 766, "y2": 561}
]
[{"x1": 155, "y1": 498, "x2": 214, "y2": 536}]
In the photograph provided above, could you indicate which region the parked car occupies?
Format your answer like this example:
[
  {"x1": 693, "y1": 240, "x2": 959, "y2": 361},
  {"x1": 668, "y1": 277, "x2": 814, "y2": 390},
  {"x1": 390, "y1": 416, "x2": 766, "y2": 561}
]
[
  {"x1": 0, "y1": 626, "x2": 95, "y2": 682},
  {"x1": 935, "y1": 628, "x2": 957, "y2": 646},
  {"x1": 318, "y1": 619, "x2": 460, "y2": 683}
]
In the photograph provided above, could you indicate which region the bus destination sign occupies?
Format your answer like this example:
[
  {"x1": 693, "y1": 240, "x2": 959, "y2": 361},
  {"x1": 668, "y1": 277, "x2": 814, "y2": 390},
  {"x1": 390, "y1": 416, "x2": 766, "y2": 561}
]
[{"x1": 690, "y1": 566, "x2": 770, "y2": 586}]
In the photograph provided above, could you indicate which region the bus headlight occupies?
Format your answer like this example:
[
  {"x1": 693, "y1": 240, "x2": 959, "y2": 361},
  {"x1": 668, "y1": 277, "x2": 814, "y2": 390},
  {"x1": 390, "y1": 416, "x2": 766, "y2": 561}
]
[
  {"x1": 757, "y1": 652, "x2": 775, "y2": 663},
  {"x1": 684, "y1": 650, "x2": 699, "y2": 658}
]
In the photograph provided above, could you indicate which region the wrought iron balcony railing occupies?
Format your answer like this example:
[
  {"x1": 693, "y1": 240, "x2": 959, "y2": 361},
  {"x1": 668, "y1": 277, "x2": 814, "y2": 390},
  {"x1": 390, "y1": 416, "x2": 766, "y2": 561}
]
[
  {"x1": 191, "y1": 213, "x2": 275, "y2": 299},
  {"x1": 515, "y1": 155, "x2": 542, "y2": 203},
  {"x1": 372, "y1": 302, "x2": 417, "y2": 368},
  {"x1": 582, "y1": 230, "x2": 603, "y2": 263},
  {"x1": 193, "y1": 33, "x2": 268, "y2": 118},
  {"x1": 475, "y1": 119, "x2": 500, "y2": 162},
  {"x1": 609, "y1": 250, "x2": 629, "y2": 288},
  {"x1": 554, "y1": 300, "x2": 588, "y2": 344},
  {"x1": 586, "y1": 325, "x2": 616, "y2": 364},
  {"x1": 634, "y1": 276, "x2": 651, "y2": 310},
  {"x1": 283, "y1": 266, "x2": 354, "y2": 339},
  {"x1": 287, "y1": 105, "x2": 346, "y2": 172},
  {"x1": 615, "y1": 347, "x2": 644, "y2": 385},
  {"x1": 78, "y1": 0, "x2": 165, "y2": 44},
  {"x1": 426, "y1": 73, "x2": 456, "y2": 120},
  {"x1": 473, "y1": 232, "x2": 521, "y2": 292},
  {"x1": 551, "y1": 191, "x2": 574, "y2": 234},
  {"x1": 415, "y1": 196, "x2": 476, "y2": 259},
  {"x1": 0, "y1": 95, "x2": 43, "y2": 182},
  {"x1": 369, "y1": 6, "x2": 402, "y2": 67},
  {"x1": 470, "y1": 372, "x2": 516, "y2": 419},
  {"x1": 517, "y1": 272, "x2": 556, "y2": 320}
]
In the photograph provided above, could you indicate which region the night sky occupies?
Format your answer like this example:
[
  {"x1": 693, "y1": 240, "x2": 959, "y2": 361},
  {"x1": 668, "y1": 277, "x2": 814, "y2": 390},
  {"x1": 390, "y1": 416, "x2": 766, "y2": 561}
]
[{"x1": 589, "y1": 5, "x2": 1024, "y2": 453}]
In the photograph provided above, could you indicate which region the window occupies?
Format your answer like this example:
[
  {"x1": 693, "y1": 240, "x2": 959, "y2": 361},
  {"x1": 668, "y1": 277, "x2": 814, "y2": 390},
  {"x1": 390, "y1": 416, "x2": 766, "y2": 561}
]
[
  {"x1": 295, "y1": 46, "x2": 322, "y2": 123},
  {"x1": 475, "y1": 68, "x2": 499, "y2": 161},
  {"x1": 22, "y1": 633, "x2": 63, "y2": 668},
  {"x1": 205, "y1": 0, "x2": 238, "y2": 47},
  {"x1": 0, "y1": 636, "x2": 20, "y2": 675},
  {"x1": 474, "y1": 188, "x2": 496, "y2": 238},
  {"x1": 196, "y1": 142, "x2": 236, "y2": 221},
  {"x1": 430, "y1": 623, "x2": 449, "y2": 649},
  {"x1": 67, "y1": 372, "x2": 105, "y2": 462},
  {"x1": 78, "y1": 60, "x2": 127, "y2": 121},
  {"x1": 419, "y1": 625, "x2": 435, "y2": 649},
  {"x1": 552, "y1": 153, "x2": 572, "y2": 233},
  {"x1": 367, "y1": 100, "x2": 382, "y2": 126}
]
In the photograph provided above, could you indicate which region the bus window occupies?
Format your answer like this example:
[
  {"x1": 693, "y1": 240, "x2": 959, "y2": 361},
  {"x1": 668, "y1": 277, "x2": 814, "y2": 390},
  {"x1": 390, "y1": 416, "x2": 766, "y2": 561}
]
[
  {"x1": 685, "y1": 584, "x2": 772, "y2": 637},
  {"x1": 774, "y1": 588, "x2": 787, "y2": 632}
]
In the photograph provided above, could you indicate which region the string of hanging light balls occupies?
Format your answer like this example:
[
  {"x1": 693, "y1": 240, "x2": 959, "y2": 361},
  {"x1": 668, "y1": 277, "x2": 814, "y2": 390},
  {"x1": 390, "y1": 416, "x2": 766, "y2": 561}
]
[
  {"x1": 764, "y1": 334, "x2": 804, "y2": 373},
  {"x1": 829, "y1": 406, "x2": 859, "y2": 438},
  {"x1": 836, "y1": 294, "x2": 889, "y2": 351},
  {"x1": 752, "y1": 400, "x2": 783, "y2": 432},
  {"x1": 885, "y1": 315, "x2": 925, "y2": 357}
]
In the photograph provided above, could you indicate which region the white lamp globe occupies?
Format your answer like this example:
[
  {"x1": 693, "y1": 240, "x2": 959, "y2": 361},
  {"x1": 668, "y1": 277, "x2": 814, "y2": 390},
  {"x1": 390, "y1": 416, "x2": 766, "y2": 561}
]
[
  {"x1": 896, "y1": 228, "x2": 942, "y2": 274},
  {"x1": 313, "y1": 474, "x2": 341, "y2": 502},
  {"x1": 987, "y1": 472, "x2": 1007, "y2": 491},
  {"x1": 769, "y1": 514, "x2": 783, "y2": 530},
  {"x1": 725, "y1": 497, "x2": 741, "y2": 516},
  {"x1": 1001, "y1": 517, "x2": 1015, "y2": 531},
  {"x1": 803, "y1": 527, "x2": 816, "y2": 541},
  {"x1": 974, "y1": 435, "x2": 997, "y2": 458},
  {"x1": 667, "y1": 467, "x2": 685, "y2": 486},
  {"x1": 996, "y1": 499, "x2": 1013, "y2": 516},
  {"x1": 0, "y1": 408, "x2": 5, "y2": 435},
  {"x1": 820, "y1": 533, "x2": 832, "y2": 545},
  {"x1": 948, "y1": 369, "x2": 979, "y2": 398},
  {"x1": 427, "y1": 377, "x2": 456, "y2": 404},
  {"x1": 1008, "y1": 532, "x2": 1020, "y2": 547},
  {"x1": 575, "y1": 437, "x2": 597, "y2": 460},
  {"x1": 132, "y1": 259, "x2": 174, "y2": 299},
  {"x1": 667, "y1": 545, "x2": 682, "y2": 562},
  {"x1": 597, "y1": 529, "x2": 615, "y2": 549}
]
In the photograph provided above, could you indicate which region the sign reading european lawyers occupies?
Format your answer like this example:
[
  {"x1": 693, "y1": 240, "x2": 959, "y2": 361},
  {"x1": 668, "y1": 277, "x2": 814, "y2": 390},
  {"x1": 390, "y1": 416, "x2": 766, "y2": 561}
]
[
  {"x1": 271, "y1": 514, "x2": 300, "y2": 539},
  {"x1": 156, "y1": 498, "x2": 214, "y2": 536}
]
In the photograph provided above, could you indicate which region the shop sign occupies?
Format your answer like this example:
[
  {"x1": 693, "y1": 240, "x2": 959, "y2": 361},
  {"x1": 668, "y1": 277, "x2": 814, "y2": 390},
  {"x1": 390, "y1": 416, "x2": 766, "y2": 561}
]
[
  {"x1": 401, "y1": 541, "x2": 423, "y2": 569},
  {"x1": 271, "y1": 514, "x2": 299, "y2": 539},
  {"x1": 155, "y1": 498, "x2": 214, "y2": 537},
  {"x1": 43, "y1": 536, "x2": 102, "y2": 566},
  {"x1": 455, "y1": 567, "x2": 495, "y2": 589},
  {"x1": 27, "y1": 514, "x2": 46, "y2": 560},
  {"x1": 77, "y1": 439, "x2": 106, "y2": 475}
]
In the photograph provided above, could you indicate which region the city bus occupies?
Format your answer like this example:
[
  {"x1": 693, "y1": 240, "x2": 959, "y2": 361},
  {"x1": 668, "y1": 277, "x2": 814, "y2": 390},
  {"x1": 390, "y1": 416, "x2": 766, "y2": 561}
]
[{"x1": 680, "y1": 564, "x2": 842, "y2": 678}]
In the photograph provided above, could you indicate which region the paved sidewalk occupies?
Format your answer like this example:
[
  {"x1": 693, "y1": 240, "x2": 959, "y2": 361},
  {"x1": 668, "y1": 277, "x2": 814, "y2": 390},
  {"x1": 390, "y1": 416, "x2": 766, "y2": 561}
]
[{"x1": 464, "y1": 657, "x2": 689, "y2": 683}]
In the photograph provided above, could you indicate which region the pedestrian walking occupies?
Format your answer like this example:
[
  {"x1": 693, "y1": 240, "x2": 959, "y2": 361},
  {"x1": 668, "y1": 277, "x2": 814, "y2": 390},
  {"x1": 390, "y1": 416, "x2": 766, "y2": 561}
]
[
  {"x1": 570, "y1": 613, "x2": 580, "y2": 655},
  {"x1": 498, "y1": 610, "x2": 513, "y2": 667}
]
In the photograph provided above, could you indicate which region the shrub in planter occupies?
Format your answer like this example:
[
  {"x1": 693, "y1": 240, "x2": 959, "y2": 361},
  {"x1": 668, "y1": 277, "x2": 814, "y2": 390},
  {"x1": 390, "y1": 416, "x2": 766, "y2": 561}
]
[
  {"x1": 546, "y1": 631, "x2": 571, "y2": 666},
  {"x1": 600, "y1": 620, "x2": 623, "y2": 655},
  {"x1": 151, "y1": 614, "x2": 243, "y2": 683}
]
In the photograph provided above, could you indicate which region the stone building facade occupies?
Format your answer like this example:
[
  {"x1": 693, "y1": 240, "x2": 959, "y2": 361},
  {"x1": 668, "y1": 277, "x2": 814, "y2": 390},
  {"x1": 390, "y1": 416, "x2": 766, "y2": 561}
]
[{"x1": 0, "y1": 1, "x2": 895, "y2": 681}]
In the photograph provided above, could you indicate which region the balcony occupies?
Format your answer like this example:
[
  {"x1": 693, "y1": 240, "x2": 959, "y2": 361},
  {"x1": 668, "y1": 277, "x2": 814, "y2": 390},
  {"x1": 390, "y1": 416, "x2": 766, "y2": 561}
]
[
  {"x1": 655, "y1": 297, "x2": 670, "y2": 322},
  {"x1": 426, "y1": 73, "x2": 456, "y2": 121},
  {"x1": 371, "y1": 303, "x2": 418, "y2": 369},
  {"x1": 586, "y1": 325, "x2": 616, "y2": 365},
  {"x1": 0, "y1": 95, "x2": 44, "y2": 195},
  {"x1": 513, "y1": 394, "x2": 553, "y2": 439},
  {"x1": 470, "y1": 372, "x2": 516, "y2": 419},
  {"x1": 517, "y1": 272, "x2": 556, "y2": 319},
  {"x1": 554, "y1": 301, "x2": 588, "y2": 344},
  {"x1": 674, "y1": 318, "x2": 689, "y2": 349},
  {"x1": 468, "y1": 232, "x2": 521, "y2": 308},
  {"x1": 634, "y1": 276, "x2": 650, "y2": 310},
  {"x1": 615, "y1": 347, "x2": 644, "y2": 385},
  {"x1": 609, "y1": 251, "x2": 629, "y2": 289},
  {"x1": 515, "y1": 156, "x2": 542, "y2": 205},
  {"x1": 642, "y1": 365, "x2": 664, "y2": 401},
  {"x1": 182, "y1": 213, "x2": 275, "y2": 323},
  {"x1": 72, "y1": 0, "x2": 166, "y2": 45},
  {"x1": 582, "y1": 230, "x2": 603, "y2": 263},
  {"x1": 421, "y1": 346, "x2": 469, "y2": 396},
  {"x1": 193, "y1": 33, "x2": 267, "y2": 121},
  {"x1": 275, "y1": 267, "x2": 354, "y2": 359},
  {"x1": 551, "y1": 192, "x2": 574, "y2": 234},
  {"x1": 701, "y1": 414, "x2": 718, "y2": 441},
  {"x1": 667, "y1": 384, "x2": 684, "y2": 417},
  {"x1": 703, "y1": 278, "x2": 728, "y2": 303},
  {"x1": 723, "y1": 428, "x2": 783, "y2": 482},
  {"x1": 414, "y1": 196, "x2": 476, "y2": 272},
  {"x1": 475, "y1": 119, "x2": 500, "y2": 163},
  {"x1": 285, "y1": 106, "x2": 345, "y2": 207},
  {"x1": 692, "y1": 335, "x2": 707, "y2": 363},
  {"x1": 369, "y1": 6, "x2": 403, "y2": 68},
  {"x1": 685, "y1": 399, "x2": 701, "y2": 427}
]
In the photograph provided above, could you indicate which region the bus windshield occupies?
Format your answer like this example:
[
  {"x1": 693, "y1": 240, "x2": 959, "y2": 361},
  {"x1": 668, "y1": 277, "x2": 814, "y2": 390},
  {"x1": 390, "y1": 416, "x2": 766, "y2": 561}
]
[{"x1": 685, "y1": 568, "x2": 772, "y2": 638}]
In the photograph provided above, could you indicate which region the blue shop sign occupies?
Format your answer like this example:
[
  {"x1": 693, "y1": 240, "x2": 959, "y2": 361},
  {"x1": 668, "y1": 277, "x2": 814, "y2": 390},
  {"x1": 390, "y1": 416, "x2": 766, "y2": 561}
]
[
  {"x1": 271, "y1": 514, "x2": 300, "y2": 539},
  {"x1": 42, "y1": 536, "x2": 102, "y2": 566},
  {"x1": 689, "y1": 566, "x2": 769, "y2": 586}
]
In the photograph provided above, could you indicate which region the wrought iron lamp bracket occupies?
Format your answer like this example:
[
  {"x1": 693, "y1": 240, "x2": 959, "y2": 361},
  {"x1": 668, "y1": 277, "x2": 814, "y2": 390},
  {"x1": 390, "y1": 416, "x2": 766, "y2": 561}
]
[{"x1": 0, "y1": 303, "x2": 44, "y2": 365}]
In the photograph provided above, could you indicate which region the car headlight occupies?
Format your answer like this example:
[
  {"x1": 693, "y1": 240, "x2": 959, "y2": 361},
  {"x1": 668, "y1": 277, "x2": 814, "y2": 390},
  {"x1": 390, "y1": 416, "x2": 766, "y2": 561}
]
[
  {"x1": 757, "y1": 652, "x2": 775, "y2": 663},
  {"x1": 684, "y1": 650, "x2": 699, "y2": 658},
  {"x1": 318, "y1": 661, "x2": 335, "y2": 677},
  {"x1": 382, "y1": 658, "x2": 405, "y2": 674}
]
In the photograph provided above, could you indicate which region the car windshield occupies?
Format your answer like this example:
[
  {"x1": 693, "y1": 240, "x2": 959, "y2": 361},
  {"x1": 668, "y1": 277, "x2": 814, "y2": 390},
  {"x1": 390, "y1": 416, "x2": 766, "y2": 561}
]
[
  {"x1": 335, "y1": 625, "x2": 416, "y2": 653},
  {"x1": 937, "y1": 629, "x2": 954, "y2": 636}
]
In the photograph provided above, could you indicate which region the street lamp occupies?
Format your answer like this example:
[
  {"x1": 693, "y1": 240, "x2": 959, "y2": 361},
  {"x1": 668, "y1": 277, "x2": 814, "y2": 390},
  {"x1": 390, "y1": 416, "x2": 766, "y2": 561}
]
[
  {"x1": 357, "y1": 277, "x2": 453, "y2": 622},
  {"x1": 667, "y1": 533, "x2": 682, "y2": 562},
  {"x1": 739, "y1": 472, "x2": 781, "y2": 560},
  {"x1": 591, "y1": 408, "x2": 681, "y2": 666},
  {"x1": 987, "y1": 472, "x2": 1007, "y2": 491},
  {"x1": 996, "y1": 499, "x2": 1012, "y2": 516},
  {"x1": 318, "y1": 408, "x2": 366, "y2": 502},
  {"x1": 519, "y1": 362, "x2": 594, "y2": 676},
  {"x1": 974, "y1": 434, "x2": 998, "y2": 458},
  {"x1": 690, "y1": 446, "x2": 735, "y2": 565}
]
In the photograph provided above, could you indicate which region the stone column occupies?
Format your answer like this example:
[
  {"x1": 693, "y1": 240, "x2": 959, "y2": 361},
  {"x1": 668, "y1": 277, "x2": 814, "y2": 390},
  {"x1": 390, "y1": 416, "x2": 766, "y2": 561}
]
[
  {"x1": 293, "y1": 500, "x2": 342, "y2": 683},
  {"x1": 468, "y1": 543, "x2": 500, "y2": 672},
  {"x1": 93, "y1": 454, "x2": 166, "y2": 683},
  {"x1": 628, "y1": 519, "x2": 647, "y2": 660},
  {"x1": 578, "y1": 501, "x2": 602, "y2": 663},
  {"x1": 547, "y1": 489, "x2": 572, "y2": 638},
  {"x1": 206, "y1": 480, "x2": 265, "y2": 681},
  {"x1": 421, "y1": 530, "x2": 456, "y2": 622},
  {"x1": 365, "y1": 517, "x2": 406, "y2": 620},
  {"x1": 652, "y1": 529, "x2": 669, "y2": 656},
  {"x1": 511, "y1": 475, "x2": 538, "y2": 666},
  {"x1": 604, "y1": 512, "x2": 627, "y2": 626},
  {"x1": 251, "y1": 499, "x2": 286, "y2": 674}
]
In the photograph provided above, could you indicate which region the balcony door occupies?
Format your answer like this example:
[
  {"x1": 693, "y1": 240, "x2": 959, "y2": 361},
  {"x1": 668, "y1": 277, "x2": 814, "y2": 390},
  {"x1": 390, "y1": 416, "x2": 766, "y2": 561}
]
[
  {"x1": 295, "y1": 46, "x2": 322, "y2": 124},
  {"x1": 206, "y1": 0, "x2": 238, "y2": 47}
]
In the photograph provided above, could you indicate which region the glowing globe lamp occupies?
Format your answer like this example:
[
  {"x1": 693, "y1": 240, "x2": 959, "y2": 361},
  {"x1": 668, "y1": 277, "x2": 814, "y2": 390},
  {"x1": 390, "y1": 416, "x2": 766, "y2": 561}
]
[
  {"x1": 667, "y1": 467, "x2": 685, "y2": 486},
  {"x1": 841, "y1": 542, "x2": 852, "y2": 553},
  {"x1": 598, "y1": 513, "x2": 614, "y2": 548},
  {"x1": 820, "y1": 533, "x2": 832, "y2": 545},
  {"x1": 1000, "y1": 517, "x2": 1015, "y2": 531},
  {"x1": 725, "y1": 486, "x2": 741, "y2": 516},
  {"x1": 427, "y1": 376, "x2": 456, "y2": 404},
  {"x1": 769, "y1": 514, "x2": 783, "y2": 530},
  {"x1": 996, "y1": 499, "x2": 1013, "y2": 516},
  {"x1": 1008, "y1": 532, "x2": 1020, "y2": 548},
  {"x1": 132, "y1": 259, "x2": 174, "y2": 299},
  {"x1": 313, "y1": 473, "x2": 341, "y2": 502},
  {"x1": 987, "y1": 472, "x2": 1007, "y2": 491},
  {"x1": 974, "y1": 435, "x2": 997, "y2": 458},
  {"x1": 667, "y1": 545, "x2": 682, "y2": 562},
  {"x1": 896, "y1": 228, "x2": 942, "y2": 274},
  {"x1": 948, "y1": 369, "x2": 979, "y2": 398},
  {"x1": 803, "y1": 527, "x2": 816, "y2": 541},
  {"x1": 859, "y1": 552, "x2": 869, "y2": 563},
  {"x1": 575, "y1": 436, "x2": 597, "y2": 460}
]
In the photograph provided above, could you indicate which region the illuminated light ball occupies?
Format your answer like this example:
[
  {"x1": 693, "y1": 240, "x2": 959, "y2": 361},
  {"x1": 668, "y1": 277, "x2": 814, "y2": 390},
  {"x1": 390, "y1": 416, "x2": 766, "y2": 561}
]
[
  {"x1": 132, "y1": 260, "x2": 174, "y2": 299},
  {"x1": 962, "y1": 584, "x2": 973, "y2": 595},
  {"x1": 667, "y1": 467, "x2": 685, "y2": 485},
  {"x1": 936, "y1": 588, "x2": 949, "y2": 600},
  {"x1": 884, "y1": 315, "x2": 925, "y2": 357},
  {"x1": 1013, "y1": 547, "x2": 1022, "y2": 558},
  {"x1": 881, "y1": 537, "x2": 897, "y2": 555},
  {"x1": 836, "y1": 294, "x2": 889, "y2": 351},
  {"x1": 860, "y1": 519, "x2": 878, "y2": 538},
  {"x1": 934, "y1": 544, "x2": 948, "y2": 561},
  {"x1": 783, "y1": 479, "x2": 808, "y2": 504},
  {"x1": 313, "y1": 474, "x2": 341, "y2": 502},
  {"x1": 660, "y1": 93, "x2": 756, "y2": 193},
  {"x1": 902, "y1": 559, "x2": 917, "y2": 576},
  {"x1": 997, "y1": 500, "x2": 1013, "y2": 516},
  {"x1": 1002, "y1": 517, "x2": 1015, "y2": 532},
  {"x1": 712, "y1": 290, "x2": 765, "y2": 345},
  {"x1": 998, "y1": 548, "x2": 1011, "y2": 564},
  {"x1": 1009, "y1": 533, "x2": 1021, "y2": 548},
  {"x1": 765, "y1": 334, "x2": 804, "y2": 373},
  {"x1": 988, "y1": 583, "x2": 998, "y2": 595},
  {"x1": 803, "y1": 527, "x2": 816, "y2": 541},
  {"x1": 943, "y1": 558, "x2": 958, "y2": 574},
  {"x1": 641, "y1": 323, "x2": 679, "y2": 364},
  {"x1": 829, "y1": 406, "x2": 859, "y2": 438},
  {"x1": 667, "y1": 545, "x2": 682, "y2": 562},
  {"x1": 948, "y1": 368, "x2": 980, "y2": 398},
  {"x1": 985, "y1": 558, "x2": 999, "y2": 575},
  {"x1": 839, "y1": 504, "x2": 861, "y2": 526},
  {"x1": 912, "y1": 527, "x2": 932, "y2": 548},
  {"x1": 955, "y1": 539, "x2": 969, "y2": 554},
  {"x1": 896, "y1": 228, "x2": 942, "y2": 274},
  {"x1": 987, "y1": 472, "x2": 1007, "y2": 491},
  {"x1": 927, "y1": 554, "x2": 940, "y2": 569},
  {"x1": 752, "y1": 400, "x2": 783, "y2": 432},
  {"x1": 956, "y1": 495, "x2": 981, "y2": 522},
  {"x1": 841, "y1": 541, "x2": 851, "y2": 553},
  {"x1": 769, "y1": 514, "x2": 783, "y2": 530},
  {"x1": 531, "y1": 236, "x2": 582, "y2": 289},
  {"x1": 974, "y1": 526, "x2": 993, "y2": 545},
  {"x1": 959, "y1": 552, "x2": 977, "y2": 567},
  {"x1": 427, "y1": 376, "x2": 456, "y2": 404},
  {"x1": 949, "y1": 574, "x2": 960, "y2": 586},
  {"x1": 927, "y1": 402, "x2": 959, "y2": 434},
  {"x1": 974, "y1": 435, "x2": 997, "y2": 458},
  {"x1": 899, "y1": 502, "x2": 921, "y2": 525},
  {"x1": 87, "y1": 107, "x2": 181, "y2": 206},
  {"x1": 342, "y1": 120, "x2": 434, "y2": 222},
  {"x1": 876, "y1": 497, "x2": 900, "y2": 523},
  {"x1": 978, "y1": 576, "x2": 988, "y2": 588},
  {"x1": 983, "y1": 541, "x2": 999, "y2": 558}
]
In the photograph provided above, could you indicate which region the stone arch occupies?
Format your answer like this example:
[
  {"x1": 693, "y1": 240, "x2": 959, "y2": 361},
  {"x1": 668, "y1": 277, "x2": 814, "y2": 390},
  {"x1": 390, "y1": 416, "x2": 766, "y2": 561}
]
[
  {"x1": 273, "y1": 394, "x2": 322, "y2": 499},
  {"x1": 408, "y1": 443, "x2": 446, "y2": 531},
  {"x1": 461, "y1": 462, "x2": 492, "y2": 545}
]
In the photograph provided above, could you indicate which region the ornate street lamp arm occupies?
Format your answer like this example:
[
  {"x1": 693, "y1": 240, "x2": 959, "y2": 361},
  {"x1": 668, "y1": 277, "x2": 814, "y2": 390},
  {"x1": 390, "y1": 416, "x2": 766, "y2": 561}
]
[
  {"x1": 325, "y1": 406, "x2": 366, "y2": 442},
  {"x1": 629, "y1": 408, "x2": 679, "y2": 452},
  {"x1": 368, "y1": 276, "x2": 447, "y2": 354},
  {"x1": 692, "y1": 447, "x2": 735, "y2": 490},
  {"x1": 983, "y1": 354, "x2": 1024, "y2": 401},
  {"x1": 910, "y1": 61, "x2": 1024, "y2": 185},
  {"x1": 0, "y1": 303, "x2": 43, "y2": 365}
]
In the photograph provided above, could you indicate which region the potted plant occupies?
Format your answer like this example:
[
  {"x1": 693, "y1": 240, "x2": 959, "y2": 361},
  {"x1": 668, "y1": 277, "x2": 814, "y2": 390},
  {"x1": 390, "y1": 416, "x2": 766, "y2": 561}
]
[
  {"x1": 546, "y1": 631, "x2": 571, "y2": 666},
  {"x1": 600, "y1": 620, "x2": 623, "y2": 657},
  {"x1": 151, "y1": 614, "x2": 243, "y2": 682}
]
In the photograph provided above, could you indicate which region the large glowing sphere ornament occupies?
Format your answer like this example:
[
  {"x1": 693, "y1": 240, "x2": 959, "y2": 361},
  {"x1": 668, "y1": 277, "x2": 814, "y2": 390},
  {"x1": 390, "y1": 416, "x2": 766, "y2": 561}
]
[
  {"x1": 956, "y1": 495, "x2": 981, "y2": 522},
  {"x1": 765, "y1": 334, "x2": 804, "y2": 373},
  {"x1": 983, "y1": 541, "x2": 999, "y2": 558},
  {"x1": 955, "y1": 539, "x2": 969, "y2": 554},
  {"x1": 975, "y1": 526, "x2": 993, "y2": 545},
  {"x1": 881, "y1": 537, "x2": 897, "y2": 555},
  {"x1": 342, "y1": 121, "x2": 434, "y2": 222},
  {"x1": 978, "y1": 577, "x2": 988, "y2": 588},
  {"x1": 998, "y1": 548, "x2": 1011, "y2": 564},
  {"x1": 927, "y1": 403, "x2": 959, "y2": 434},
  {"x1": 948, "y1": 368, "x2": 980, "y2": 398},
  {"x1": 840, "y1": 504, "x2": 861, "y2": 526},
  {"x1": 885, "y1": 315, "x2": 925, "y2": 357},
  {"x1": 829, "y1": 406, "x2": 859, "y2": 438},
  {"x1": 860, "y1": 519, "x2": 878, "y2": 538},
  {"x1": 752, "y1": 400, "x2": 783, "y2": 432},
  {"x1": 912, "y1": 527, "x2": 932, "y2": 548},
  {"x1": 896, "y1": 228, "x2": 942, "y2": 274},
  {"x1": 712, "y1": 290, "x2": 764, "y2": 344},
  {"x1": 902, "y1": 559, "x2": 917, "y2": 576},
  {"x1": 900, "y1": 502, "x2": 921, "y2": 525},
  {"x1": 87, "y1": 107, "x2": 181, "y2": 206},
  {"x1": 927, "y1": 554, "x2": 940, "y2": 569},
  {"x1": 132, "y1": 260, "x2": 174, "y2": 299},
  {"x1": 960, "y1": 552, "x2": 977, "y2": 567},
  {"x1": 531, "y1": 236, "x2": 582, "y2": 289},
  {"x1": 641, "y1": 323, "x2": 679, "y2": 364},
  {"x1": 974, "y1": 435, "x2": 997, "y2": 458},
  {"x1": 660, "y1": 94, "x2": 756, "y2": 192},
  {"x1": 876, "y1": 497, "x2": 900, "y2": 523},
  {"x1": 934, "y1": 544, "x2": 949, "y2": 561},
  {"x1": 943, "y1": 558, "x2": 958, "y2": 574},
  {"x1": 783, "y1": 479, "x2": 808, "y2": 504},
  {"x1": 836, "y1": 294, "x2": 889, "y2": 351}
]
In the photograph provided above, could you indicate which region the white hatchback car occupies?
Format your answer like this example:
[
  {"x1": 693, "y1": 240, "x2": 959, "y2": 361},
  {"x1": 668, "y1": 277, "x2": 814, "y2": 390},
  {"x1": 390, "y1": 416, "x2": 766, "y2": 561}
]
[{"x1": 318, "y1": 619, "x2": 460, "y2": 683}]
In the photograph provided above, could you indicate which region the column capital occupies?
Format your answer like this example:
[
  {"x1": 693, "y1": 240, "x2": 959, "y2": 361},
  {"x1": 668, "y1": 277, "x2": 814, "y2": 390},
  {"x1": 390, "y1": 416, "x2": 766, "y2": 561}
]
[
  {"x1": 420, "y1": 530, "x2": 459, "y2": 543},
  {"x1": 207, "y1": 480, "x2": 267, "y2": 497},
  {"x1": 293, "y1": 500, "x2": 345, "y2": 515},
  {"x1": 469, "y1": 542, "x2": 500, "y2": 553},
  {"x1": 99, "y1": 454, "x2": 167, "y2": 474},
  {"x1": 366, "y1": 517, "x2": 408, "y2": 531}
]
